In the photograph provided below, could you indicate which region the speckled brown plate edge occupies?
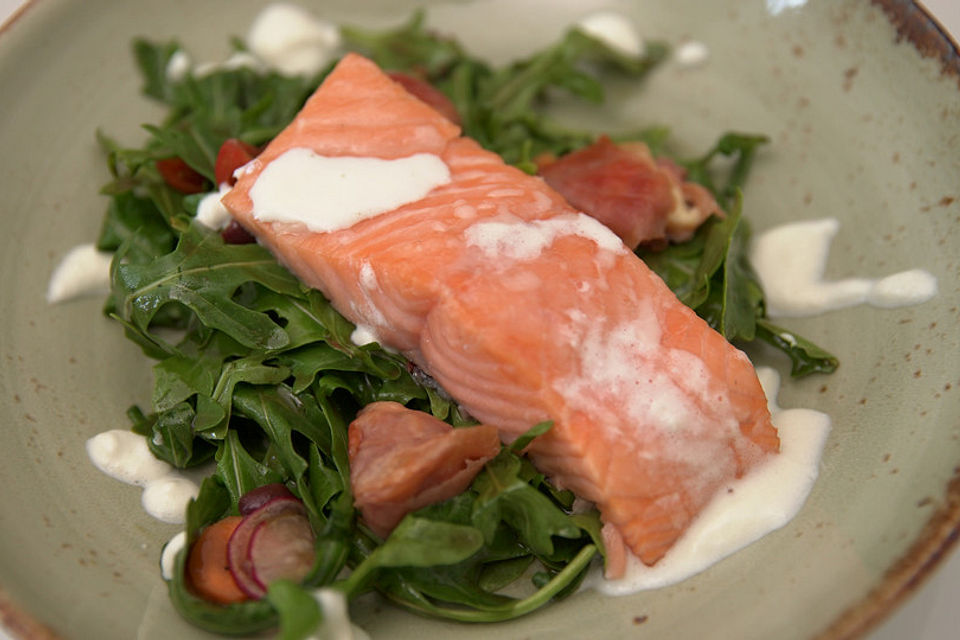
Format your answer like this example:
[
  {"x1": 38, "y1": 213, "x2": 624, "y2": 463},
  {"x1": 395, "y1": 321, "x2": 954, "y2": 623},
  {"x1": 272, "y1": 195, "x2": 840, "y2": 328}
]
[
  {"x1": 0, "y1": 8, "x2": 59, "y2": 640},
  {"x1": 0, "y1": 1, "x2": 958, "y2": 639},
  {"x1": 812, "y1": 8, "x2": 960, "y2": 640}
]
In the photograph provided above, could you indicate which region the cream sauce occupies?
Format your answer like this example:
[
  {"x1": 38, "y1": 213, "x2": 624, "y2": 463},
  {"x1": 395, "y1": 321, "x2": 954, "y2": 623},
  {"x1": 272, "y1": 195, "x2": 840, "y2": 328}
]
[
  {"x1": 163, "y1": 4, "x2": 340, "y2": 80},
  {"x1": 674, "y1": 41, "x2": 710, "y2": 67},
  {"x1": 165, "y1": 50, "x2": 192, "y2": 82},
  {"x1": 557, "y1": 311, "x2": 738, "y2": 449},
  {"x1": 750, "y1": 218, "x2": 938, "y2": 317},
  {"x1": 309, "y1": 589, "x2": 371, "y2": 640},
  {"x1": 160, "y1": 531, "x2": 187, "y2": 581},
  {"x1": 249, "y1": 148, "x2": 451, "y2": 232},
  {"x1": 86, "y1": 430, "x2": 200, "y2": 524},
  {"x1": 46, "y1": 243, "x2": 113, "y2": 304},
  {"x1": 195, "y1": 184, "x2": 234, "y2": 229},
  {"x1": 350, "y1": 324, "x2": 381, "y2": 347},
  {"x1": 246, "y1": 3, "x2": 343, "y2": 76},
  {"x1": 593, "y1": 366, "x2": 830, "y2": 594},
  {"x1": 576, "y1": 11, "x2": 645, "y2": 58},
  {"x1": 464, "y1": 213, "x2": 626, "y2": 260}
]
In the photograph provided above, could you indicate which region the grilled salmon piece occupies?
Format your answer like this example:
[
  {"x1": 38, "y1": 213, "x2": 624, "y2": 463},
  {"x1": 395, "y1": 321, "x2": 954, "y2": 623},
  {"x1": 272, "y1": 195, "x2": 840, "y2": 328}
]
[{"x1": 222, "y1": 53, "x2": 779, "y2": 573}]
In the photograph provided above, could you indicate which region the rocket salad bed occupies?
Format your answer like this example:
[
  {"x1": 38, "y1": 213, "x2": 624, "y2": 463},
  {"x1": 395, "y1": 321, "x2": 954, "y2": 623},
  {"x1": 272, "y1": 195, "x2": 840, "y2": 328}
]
[{"x1": 95, "y1": 10, "x2": 836, "y2": 638}]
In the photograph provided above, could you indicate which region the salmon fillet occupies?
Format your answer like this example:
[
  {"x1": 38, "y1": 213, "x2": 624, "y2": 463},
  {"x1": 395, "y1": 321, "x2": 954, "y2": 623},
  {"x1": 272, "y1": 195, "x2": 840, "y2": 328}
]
[{"x1": 222, "y1": 53, "x2": 779, "y2": 571}]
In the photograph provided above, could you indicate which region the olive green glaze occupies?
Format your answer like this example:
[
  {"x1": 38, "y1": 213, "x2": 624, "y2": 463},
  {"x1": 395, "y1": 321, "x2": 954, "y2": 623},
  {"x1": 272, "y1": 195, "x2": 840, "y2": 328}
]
[{"x1": 0, "y1": 1, "x2": 957, "y2": 638}]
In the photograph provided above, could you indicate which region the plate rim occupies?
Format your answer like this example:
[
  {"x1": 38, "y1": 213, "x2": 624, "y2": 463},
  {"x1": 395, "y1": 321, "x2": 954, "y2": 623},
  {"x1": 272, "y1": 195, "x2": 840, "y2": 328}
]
[{"x1": 0, "y1": 1, "x2": 958, "y2": 638}]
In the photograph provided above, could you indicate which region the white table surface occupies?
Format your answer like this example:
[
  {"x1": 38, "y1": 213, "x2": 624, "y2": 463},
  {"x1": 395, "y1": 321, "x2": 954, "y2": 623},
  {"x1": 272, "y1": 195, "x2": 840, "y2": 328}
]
[{"x1": 0, "y1": 1, "x2": 958, "y2": 639}]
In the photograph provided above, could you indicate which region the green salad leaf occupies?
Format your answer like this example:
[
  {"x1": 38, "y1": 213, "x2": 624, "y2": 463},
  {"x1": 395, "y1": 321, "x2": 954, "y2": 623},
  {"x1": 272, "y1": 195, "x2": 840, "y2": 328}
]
[
  {"x1": 343, "y1": 10, "x2": 668, "y2": 171},
  {"x1": 265, "y1": 581, "x2": 324, "y2": 640}
]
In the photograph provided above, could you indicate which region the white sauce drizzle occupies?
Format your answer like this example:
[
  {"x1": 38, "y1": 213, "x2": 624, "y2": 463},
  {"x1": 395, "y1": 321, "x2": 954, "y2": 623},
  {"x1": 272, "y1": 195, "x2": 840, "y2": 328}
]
[
  {"x1": 249, "y1": 148, "x2": 451, "y2": 232},
  {"x1": 194, "y1": 52, "x2": 266, "y2": 77},
  {"x1": 160, "y1": 531, "x2": 187, "y2": 581},
  {"x1": 576, "y1": 10, "x2": 645, "y2": 58},
  {"x1": 142, "y1": 476, "x2": 202, "y2": 523},
  {"x1": 593, "y1": 366, "x2": 830, "y2": 594},
  {"x1": 350, "y1": 324, "x2": 381, "y2": 347},
  {"x1": 246, "y1": 3, "x2": 343, "y2": 76},
  {"x1": 163, "y1": 5, "x2": 340, "y2": 80},
  {"x1": 194, "y1": 183, "x2": 234, "y2": 230},
  {"x1": 86, "y1": 430, "x2": 199, "y2": 524},
  {"x1": 674, "y1": 41, "x2": 710, "y2": 68},
  {"x1": 165, "y1": 50, "x2": 192, "y2": 82},
  {"x1": 308, "y1": 589, "x2": 371, "y2": 640},
  {"x1": 464, "y1": 213, "x2": 626, "y2": 261},
  {"x1": 559, "y1": 306, "x2": 737, "y2": 445},
  {"x1": 750, "y1": 218, "x2": 938, "y2": 317},
  {"x1": 46, "y1": 243, "x2": 113, "y2": 304}
]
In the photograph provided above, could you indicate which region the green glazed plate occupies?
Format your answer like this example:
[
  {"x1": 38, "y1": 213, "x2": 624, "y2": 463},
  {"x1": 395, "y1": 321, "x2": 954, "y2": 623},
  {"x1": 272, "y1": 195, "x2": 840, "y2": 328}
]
[{"x1": 0, "y1": 1, "x2": 958, "y2": 638}]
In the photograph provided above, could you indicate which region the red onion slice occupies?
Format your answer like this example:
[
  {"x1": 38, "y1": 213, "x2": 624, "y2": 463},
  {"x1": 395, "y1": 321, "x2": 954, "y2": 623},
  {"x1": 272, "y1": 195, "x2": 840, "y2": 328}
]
[
  {"x1": 238, "y1": 483, "x2": 295, "y2": 516},
  {"x1": 227, "y1": 496, "x2": 312, "y2": 598},
  {"x1": 249, "y1": 513, "x2": 316, "y2": 590}
]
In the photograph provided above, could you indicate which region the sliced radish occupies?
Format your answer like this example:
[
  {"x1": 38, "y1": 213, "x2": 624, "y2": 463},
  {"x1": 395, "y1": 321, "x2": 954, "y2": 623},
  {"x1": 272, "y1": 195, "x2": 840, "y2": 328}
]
[
  {"x1": 249, "y1": 513, "x2": 316, "y2": 590},
  {"x1": 238, "y1": 483, "x2": 295, "y2": 516},
  {"x1": 227, "y1": 496, "x2": 311, "y2": 598}
]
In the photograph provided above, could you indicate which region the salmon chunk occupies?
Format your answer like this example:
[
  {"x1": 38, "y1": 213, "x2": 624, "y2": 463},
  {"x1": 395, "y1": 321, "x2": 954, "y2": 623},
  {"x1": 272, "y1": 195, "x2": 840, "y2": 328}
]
[
  {"x1": 348, "y1": 402, "x2": 500, "y2": 538},
  {"x1": 222, "y1": 53, "x2": 779, "y2": 571}
]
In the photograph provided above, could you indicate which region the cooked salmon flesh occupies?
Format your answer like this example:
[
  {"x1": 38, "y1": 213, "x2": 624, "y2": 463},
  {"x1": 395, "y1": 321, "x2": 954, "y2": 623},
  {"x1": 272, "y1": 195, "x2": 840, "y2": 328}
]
[{"x1": 222, "y1": 53, "x2": 779, "y2": 573}]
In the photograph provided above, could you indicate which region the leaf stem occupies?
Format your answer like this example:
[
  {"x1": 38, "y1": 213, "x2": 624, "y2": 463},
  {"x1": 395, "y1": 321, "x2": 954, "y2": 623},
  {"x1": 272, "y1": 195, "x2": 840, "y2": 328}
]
[{"x1": 384, "y1": 544, "x2": 598, "y2": 623}]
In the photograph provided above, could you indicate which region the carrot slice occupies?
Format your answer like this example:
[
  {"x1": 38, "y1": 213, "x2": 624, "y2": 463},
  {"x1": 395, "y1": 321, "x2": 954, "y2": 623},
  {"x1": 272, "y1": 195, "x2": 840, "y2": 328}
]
[{"x1": 186, "y1": 515, "x2": 250, "y2": 605}]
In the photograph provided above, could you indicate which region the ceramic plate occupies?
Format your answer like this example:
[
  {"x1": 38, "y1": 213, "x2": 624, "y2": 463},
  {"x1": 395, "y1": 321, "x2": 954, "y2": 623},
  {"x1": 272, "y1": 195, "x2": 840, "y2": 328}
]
[{"x1": 1, "y1": 1, "x2": 958, "y2": 638}]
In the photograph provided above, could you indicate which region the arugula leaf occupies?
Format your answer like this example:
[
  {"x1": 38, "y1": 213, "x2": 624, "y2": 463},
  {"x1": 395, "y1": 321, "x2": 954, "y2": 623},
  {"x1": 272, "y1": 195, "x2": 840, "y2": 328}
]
[
  {"x1": 340, "y1": 10, "x2": 468, "y2": 78},
  {"x1": 112, "y1": 223, "x2": 302, "y2": 352},
  {"x1": 231, "y1": 385, "x2": 314, "y2": 483},
  {"x1": 374, "y1": 543, "x2": 597, "y2": 623},
  {"x1": 266, "y1": 581, "x2": 323, "y2": 640},
  {"x1": 96, "y1": 190, "x2": 175, "y2": 257},
  {"x1": 107, "y1": 38, "x2": 320, "y2": 216},
  {"x1": 136, "y1": 401, "x2": 216, "y2": 468},
  {"x1": 692, "y1": 193, "x2": 765, "y2": 341},
  {"x1": 215, "y1": 430, "x2": 285, "y2": 510},
  {"x1": 478, "y1": 555, "x2": 535, "y2": 593},
  {"x1": 640, "y1": 136, "x2": 837, "y2": 376},
  {"x1": 151, "y1": 331, "x2": 245, "y2": 412},
  {"x1": 388, "y1": 563, "x2": 515, "y2": 609},
  {"x1": 306, "y1": 444, "x2": 345, "y2": 520},
  {"x1": 683, "y1": 132, "x2": 769, "y2": 209},
  {"x1": 508, "y1": 420, "x2": 553, "y2": 454},
  {"x1": 133, "y1": 39, "x2": 181, "y2": 103},
  {"x1": 472, "y1": 450, "x2": 582, "y2": 557},
  {"x1": 344, "y1": 13, "x2": 668, "y2": 170},
  {"x1": 339, "y1": 516, "x2": 486, "y2": 598},
  {"x1": 756, "y1": 319, "x2": 839, "y2": 376}
]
